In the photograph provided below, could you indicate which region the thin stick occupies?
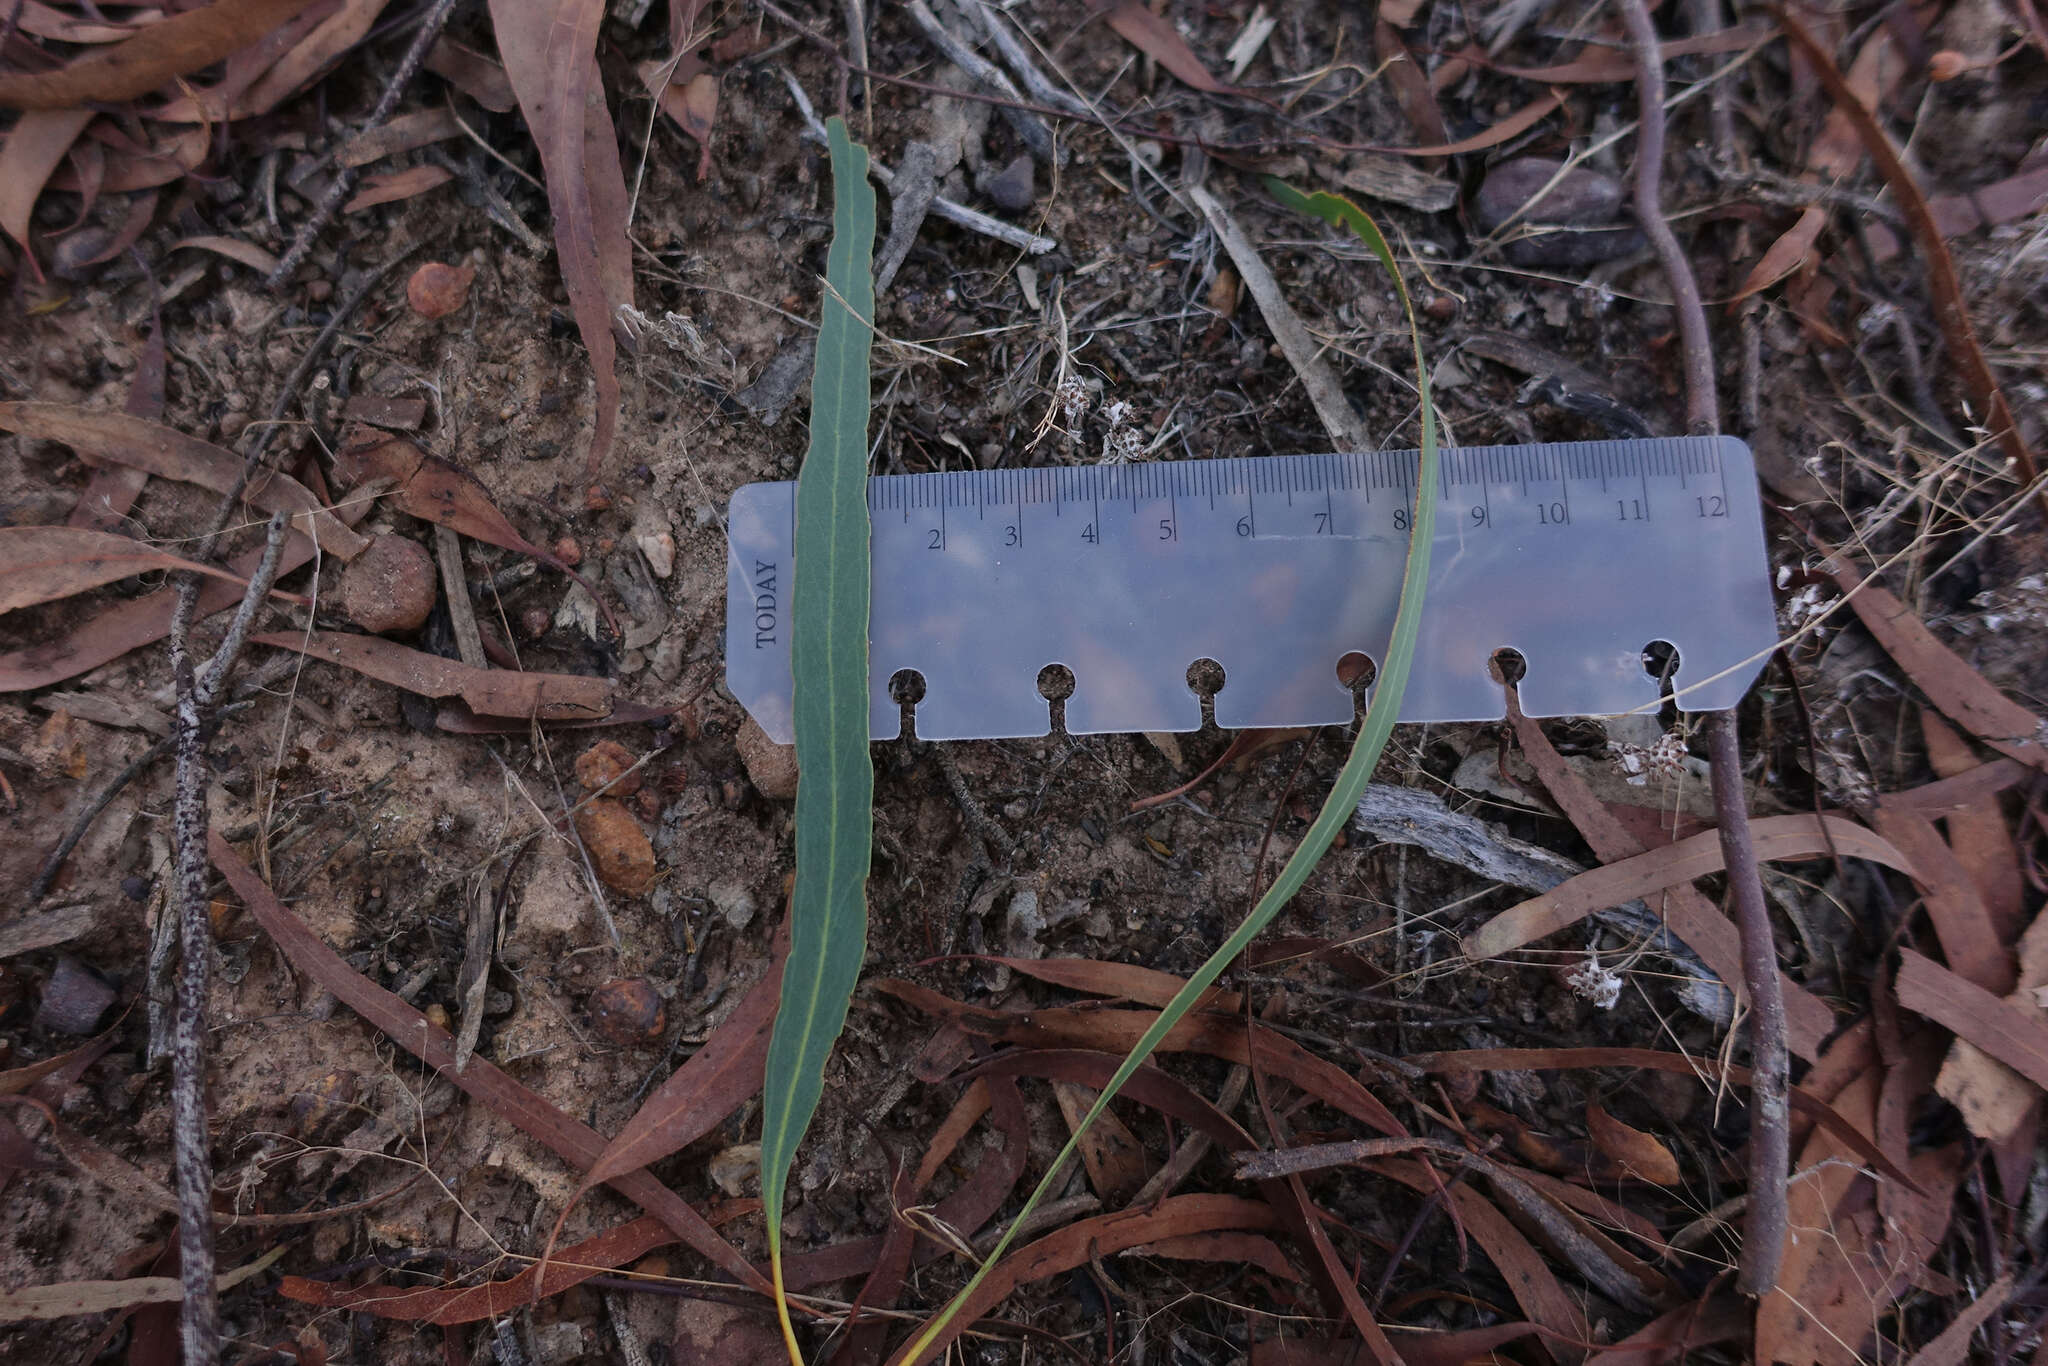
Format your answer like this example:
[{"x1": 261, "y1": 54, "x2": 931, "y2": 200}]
[
  {"x1": 167, "y1": 511, "x2": 291, "y2": 1366},
  {"x1": 264, "y1": 0, "x2": 460, "y2": 288},
  {"x1": 1706, "y1": 710, "x2": 1789, "y2": 1293},
  {"x1": 1617, "y1": 0, "x2": 1717, "y2": 435},
  {"x1": 1618, "y1": 0, "x2": 1786, "y2": 1295}
]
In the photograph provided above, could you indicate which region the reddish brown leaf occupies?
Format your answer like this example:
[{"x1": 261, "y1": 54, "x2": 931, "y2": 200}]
[
  {"x1": 169, "y1": 234, "x2": 280, "y2": 274},
  {"x1": 208, "y1": 833, "x2": 769, "y2": 1293},
  {"x1": 1593, "y1": 1296, "x2": 1750, "y2": 1366},
  {"x1": 425, "y1": 36, "x2": 517, "y2": 111},
  {"x1": 1356, "y1": 92, "x2": 1564, "y2": 157},
  {"x1": 250, "y1": 630, "x2": 613, "y2": 721},
  {"x1": 0, "y1": 1025, "x2": 122, "y2": 1098},
  {"x1": 433, "y1": 699, "x2": 677, "y2": 734},
  {"x1": 1730, "y1": 204, "x2": 1824, "y2": 308},
  {"x1": 149, "y1": 0, "x2": 373, "y2": 123},
  {"x1": 1050, "y1": 1079, "x2": 1153, "y2": 1202},
  {"x1": 1897, "y1": 949, "x2": 2048, "y2": 1093},
  {"x1": 640, "y1": 59, "x2": 716, "y2": 181},
  {"x1": 68, "y1": 306, "x2": 165, "y2": 533},
  {"x1": 333, "y1": 430, "x2": 606, "y2": 617},
  {"x1": 1506, "y1": 692, "x2": 1835, "y2": 1058},
  {"x1": 0, "y1": 526, "x2": 255, "y2": 613},
  {"x1": 1135, "y1": 1230, "x2": 1296, "y2": 1279},
  {"x1": 1373, "y1": 1159, "x2": 1591, "y2": 1359},
  {"x1": 571, "y1": 940, "x2": 782, "y2": 1195},
  {"x1": 280, "y1": 1216, "x2": 672, "y2": 1324},
  {"x1": 340, "y1": 106, "x2": 465, "y2": 168},
  {"x1": 0, "y1": 0, "x2": 322, "y2": 109},
  {"x1": 1462, "y1": 812, "x2": 1920, "y2": 960},
  {"x1": 1818, "y1": 550, "x2": 2048, "y2": 772},
  {"x1": 14, "y1": 2, "x2": 147, "y2": 44},
  {"x1": 1870, "y1": 804, "x2": 2013, "y2": 992},
  {"x1": 487, "y1": 0, "x2": 633, "y2": 485},
  {"x1": 0, "y1": 402, "x2": 370, "y2": 560},
  {"x1": 885, "y1": 1195, "x2": 1281, "y2": 1366},
  {"x1": 1920, "y1": 711, "x2": 2027, "y2": 944},
  {"x1": 0, "y1": 108, "x2": 94, "y2": 262},
  {"x1": 0, "y1": 526, "x2": 323, "y2": 692},
  {"x1": 1374, "y1": 21, "x2": 1448, "y2": 157},
  {"x1": 1130, "y1": 727, "x2": 1309, "y2": 811},
  {"x1": 882, "y1": 980, "x2": 1408, "y2": 1139},
  {"x1": 342, "y1": 163, "x2": 453, "y2": 213},
  {"x1": 1406, "y1": 1046, "x2": 1916, "y2": 1187},
  {"x1": 1583, "y1": 1103, "x2": 1681, "y2": 1185},
  {"x1": 1775, "y1": 7, "x2": 2038, "y2": 491},
  {"x1": 1904, "y1": 1272, "x2": 2013, "y2": 1366},
  {"x1": 1103, "y1": 2, "x2": 1240, "y2": 94}
]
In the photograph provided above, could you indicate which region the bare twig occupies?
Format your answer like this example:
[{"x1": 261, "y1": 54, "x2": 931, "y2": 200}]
[
  {"x1": 265, "y1": 0, "x2": 460, "y2": 288},
  {"x1": 1187, "y1": 183, "x2": 1372, "y2": 452},
  {"x1": 1616, "y1": 0, "x2": 1717, "y2": 435},
  {"x1": 167, "y1": 511, "x2": 291, "y2": 1366},
  {"x1": 1619, "y1": 0, "x2": 1786, "y2": 1296},
  {"x1": 780, "y1": 70, "x2": 1056, "y2": 254},
  {"x1": 1707, "y1": 710, "x2": 1790, "y2": 1294},
  {"x1": 904, "y1": 0, "x2": 1059, "y2": 164},
  {"x1": 434, "y1": 525, "x2": 487, "y2": 670}
]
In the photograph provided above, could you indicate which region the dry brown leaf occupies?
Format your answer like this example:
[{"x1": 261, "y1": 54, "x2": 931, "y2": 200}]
[
  {"x1": 0, "y1": 526, "x2": 253, "y2": 613},
  {"x1": 1898, "y1": 949, "x2": 2048, "y2": 1094},
  {"x1": 339, "y1": 105, "x2": 464, "y2": 167},
  {"x1": 425, "y1": 35, "x2": 516, "y2": 112},
  {"x1": 1819, "y1": 550, "x2": 2048, "y2": 772},
  {"x1": 1051, "y1": 1079, "x2": 1153, "y2": 1203},
  {"x1": 639, "y1": 59, "x2": 716, "y2": 181},
  {"x1": 342, "y1": 163, "x2": 453, "y2": 213},
  {"x1": 209, "y1": 833, "x2": 769, "y2": 1293},
  {"x1": 1869, "y1": 804, "x2": 2012, "y2": 993},
  {"x1": 15, "y1": 1, "x2": 154, "y2": 44},
  {"x1": 169, "y1": 233, "x2": 280, "y2": 274},
  {"x1": 1920, "y1": 711, "x2": 2027, "y2": 943},
  {"x1": 488, "y1": 0, "x2": 632, "y2": 486},
  {"x1": 1462, "y1": 813, "x2": 1919, "y2": 960},
  {"x1": 0, "y1": 0, "x2": 321, "y2": 109},
  {"x1": 0, "y1": 108, "x2": 95, "y2": 259},
  {"x1": 1730, "y1": 204, "x2": 1824, "y2": 308},
  {"x1": 280, "y1": 1217, "x2": 672, "y2": 1324},
  {"x1": 1584, "y1": 1103, "x2": 1681, "y2": 1185},
  {"x1": 885, "y1": 1195, "x2": 1281, "y2": 1366},
  {"x1": 1104, "y1": 2, "x2": 1241, "y2": 95},
  {"x1": 0, "y1": 402, "x2": 369, "y2": 560},
  {"x1": 251, "y1": 629, "x2": 613, "y2": 721}
]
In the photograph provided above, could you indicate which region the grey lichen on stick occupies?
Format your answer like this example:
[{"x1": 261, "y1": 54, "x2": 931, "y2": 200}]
[{"x1": 1353, "y1": 783, "x2": 1733, "y2": 1024}]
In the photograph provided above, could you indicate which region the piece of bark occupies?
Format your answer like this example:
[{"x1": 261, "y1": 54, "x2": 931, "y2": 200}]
[{"x1": 1934, "y1": 907, "x2": 2048, "y2": 1140}]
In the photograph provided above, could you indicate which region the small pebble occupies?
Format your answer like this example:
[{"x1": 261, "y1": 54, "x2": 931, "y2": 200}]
[
  {"x1": 588, "y1": 977, "x2": 666, "y2": 1046},
  {"x1": 520, "y1": 606, "x2": 552, "y2": 640},
  {"x1": 552, "y1": 536, "x2": 582, "y2": 568},
  {"x1": 121, "y1": 875, "x2": 150, "y2": 902},
  {"x1": 735, "y1": 716, "x2": 799, "y2": 800},
  {"x1": 1472, "y1": 157, "x2": 1644, "y2": 267},
  {"x1": 287, "y1": 1069, "x2": 360, "y2": 1141},
  {"x1": 35, "y1": 957, "x2": 116, "y2": 1036},
  {"x1": 638, "y1": 530, "x2": 676, "y2": 579},
  {"x1": 338, "y1": 534, "x2": 437, "y2": 634},
  {"x1": 574, "y1": 740, "x2": 641, "y2": 796},
  {"x1": 981, "y1": 153, "x2": 1036, "y2": 213},
  {"x1": 709, "y1": 878, "x2": 757, "y2": 930},
  {"x1": 406, "y1": 262, "x2": 476, "y2": 320},
  {"x1": 573, "y1": 799, "x2": 657, "y2": 895}
]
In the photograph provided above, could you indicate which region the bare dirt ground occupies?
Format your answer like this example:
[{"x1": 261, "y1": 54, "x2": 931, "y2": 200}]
[{"x1": 3, "y1": 1, "x2": 2048, "y2": 1363}]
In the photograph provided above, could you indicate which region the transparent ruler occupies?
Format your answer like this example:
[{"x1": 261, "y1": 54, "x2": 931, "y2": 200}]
[{"x1": 725, "y1": 436, "x2": 1777, "y2": 742}]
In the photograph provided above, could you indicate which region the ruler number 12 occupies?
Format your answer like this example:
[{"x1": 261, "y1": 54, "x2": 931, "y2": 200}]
[{"x1": 1696, "y1": 495, "x2": 1727, "y2": 518}]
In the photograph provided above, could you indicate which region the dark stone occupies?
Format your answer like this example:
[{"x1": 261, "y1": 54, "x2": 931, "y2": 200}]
[
  {"x1": 980, "y1": 154, "x2": 1036, "y2": 213},
  {"x1": 36, "y1": 957, "x2": 116, "y2": 1037},
  {"x1": 1473, "y1": 157, "x2": 1644, "y2": 267}
]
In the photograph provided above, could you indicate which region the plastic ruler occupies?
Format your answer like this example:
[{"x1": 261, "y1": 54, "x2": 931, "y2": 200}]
[{"x1": 725, "y1": 436, "x2": 1777, "y2": 741}]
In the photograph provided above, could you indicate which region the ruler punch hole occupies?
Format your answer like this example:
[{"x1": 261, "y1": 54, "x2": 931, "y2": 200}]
[
  {"x1": 1036, "y1": 664, "x2": 1075, "y2": 736},
  {"x1": 889, "y1": 668, "x2": 927, "y2": 740},
  {"x1": 1641, "y1": 640, "x2": 1682, "y2": 725},
  {"x1": 1337, "y1": 651, "x2": 1377, "y2": 722},
  {"x1": 1184, "y1": 659, "x2": 1226, "y2": 732}
]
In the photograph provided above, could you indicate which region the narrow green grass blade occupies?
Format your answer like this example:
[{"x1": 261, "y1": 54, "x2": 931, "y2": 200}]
[
  {"x1": 890, "y1": 186, "x2": 1438, "y2": 1366},
  {"x1": 765, "y1": 115, "x2": 876, "y2": 1365}
]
